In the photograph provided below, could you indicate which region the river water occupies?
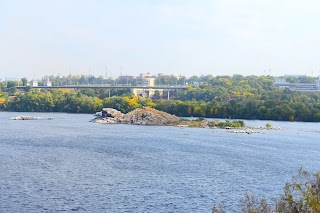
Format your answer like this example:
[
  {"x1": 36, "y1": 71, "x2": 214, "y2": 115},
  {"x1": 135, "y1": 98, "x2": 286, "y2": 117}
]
[{"x1": 0, "y1": 112, "x2": 319, "y2": 212}]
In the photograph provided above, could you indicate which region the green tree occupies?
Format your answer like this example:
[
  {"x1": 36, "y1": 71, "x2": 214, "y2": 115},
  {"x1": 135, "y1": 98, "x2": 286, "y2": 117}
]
[{"x1": 21, "y1": 78, "x2": 28, "y2": 86}]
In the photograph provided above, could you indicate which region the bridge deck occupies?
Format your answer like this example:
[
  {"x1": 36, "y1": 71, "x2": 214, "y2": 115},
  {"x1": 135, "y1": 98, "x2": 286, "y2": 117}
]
[{"x1": 16, "y1": 86, "x2": 187, "y2": 90}]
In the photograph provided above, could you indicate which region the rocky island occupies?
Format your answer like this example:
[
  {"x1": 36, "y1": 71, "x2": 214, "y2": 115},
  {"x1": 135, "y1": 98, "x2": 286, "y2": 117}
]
[
  {"x1": 92, "y1": 107, "x2": 180, "y2": 125},
  {"x1": 92, "y1": 107, "x2": 282, "y2": 134},
  {"x1": 10, "y1": 116, "x2": 53, "y2": 120}
]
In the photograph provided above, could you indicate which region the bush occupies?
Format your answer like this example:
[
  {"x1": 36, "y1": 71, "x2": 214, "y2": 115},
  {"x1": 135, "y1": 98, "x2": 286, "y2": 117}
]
[
  {"x1": 217, "y1": 120, "x2": 245, "y2": 128},
  {"x1": 194, "y1": 117, "x2": 204, "y2": 121},
  {"x1": 212, "y1": 168, "x2": 320, "y2": 213},
  {"x1": 276, "y1": 168, "x2": 320, "y2": 212},
  {"x1": 208, "y1": 120, "x2": 220, "y2": 127},
  {"x1": 187, "y1": 121, "x2": 201, "y2": 128}
]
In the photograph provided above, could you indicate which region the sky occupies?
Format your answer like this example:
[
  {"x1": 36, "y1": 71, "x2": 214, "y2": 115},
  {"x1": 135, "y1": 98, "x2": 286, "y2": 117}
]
[{"x1": 1, "y1": 0, "x2": 320, "y2": 80}]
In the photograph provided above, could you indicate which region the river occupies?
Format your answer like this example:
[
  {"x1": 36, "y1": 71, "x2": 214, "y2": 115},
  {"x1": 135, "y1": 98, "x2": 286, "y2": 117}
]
[{"x1": 0, "y1": 112, "x2": 319, "y2": 212}]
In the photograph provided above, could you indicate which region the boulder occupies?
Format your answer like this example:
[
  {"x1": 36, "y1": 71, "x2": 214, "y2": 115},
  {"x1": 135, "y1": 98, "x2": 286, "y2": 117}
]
[
  {"x1": 121, "y1": 107, "x2": 180, "y2": 125},
  {"x1": 93, "y1": 107, "x2": 180, "y2": 126},
  {"x1": 101, "y1": 108, "x2": 124, "y2": 118}
]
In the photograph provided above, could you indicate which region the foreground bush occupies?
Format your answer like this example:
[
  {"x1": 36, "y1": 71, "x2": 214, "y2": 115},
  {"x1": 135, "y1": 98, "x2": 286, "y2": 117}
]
[{"x1": 212, "y1": 168, "x2": 320, "y2": 213}]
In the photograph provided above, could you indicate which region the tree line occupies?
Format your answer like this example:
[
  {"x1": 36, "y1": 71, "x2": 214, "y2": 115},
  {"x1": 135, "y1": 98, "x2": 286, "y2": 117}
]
[{"x1": 1, "y1": 75, "x2": 320, "y2": 122}]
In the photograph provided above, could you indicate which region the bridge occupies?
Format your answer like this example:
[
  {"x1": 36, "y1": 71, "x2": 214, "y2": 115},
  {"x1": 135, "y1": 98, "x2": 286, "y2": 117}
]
[
  {"x1": 16, "y1": 85, "x2": 187, "y2": 90},
  {"x1": 16, "y1": 85, "x2": 188, "y2": 99}
]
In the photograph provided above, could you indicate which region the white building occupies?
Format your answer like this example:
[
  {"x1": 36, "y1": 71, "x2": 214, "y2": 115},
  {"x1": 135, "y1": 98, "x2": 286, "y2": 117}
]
[
  {"x1": 132, "y1": 77, "x2": 161, "y2": 98},
  {"x1": 30, "y1": 80, "x2": 38, "y2": 87},
  {"x1": 44, "y1": 80, "x2": 52, "y2": 87},
  {"x1": 273, "y1": 76, "x2": 320, "y2": 92},
  {"x1": 141, "y1": 77, "x2": 155, "y2": 86}
]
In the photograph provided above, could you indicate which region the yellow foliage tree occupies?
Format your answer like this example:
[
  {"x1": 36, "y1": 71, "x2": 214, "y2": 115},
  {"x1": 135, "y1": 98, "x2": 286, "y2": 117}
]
[
  {"x1": 128, "y1": 96, "x2": 140, "y2": 108},
  {"x1": 146, "y1": 101, "x2": 156, "y2": 108},
  {"x1": 0, "y1": 98, "x2": 5, "y2": 106}
]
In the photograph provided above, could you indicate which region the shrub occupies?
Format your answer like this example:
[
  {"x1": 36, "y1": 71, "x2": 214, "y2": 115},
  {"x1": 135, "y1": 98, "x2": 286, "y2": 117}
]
[
  {"x1": 276, "y1": 168, "x2": 320, "y2": 212},
  {"x1": 187, "y1": 121, "x2": 201, "y2": 128},
  {"x1": 266, "y1": 123, "x2": 272, "y2": 128},
  {"x1": 212, "y1": 168, "x2": 320, "y2": 213},
  {"x1": 194, "y1": 117, "x2": 204, "y2": 121}
]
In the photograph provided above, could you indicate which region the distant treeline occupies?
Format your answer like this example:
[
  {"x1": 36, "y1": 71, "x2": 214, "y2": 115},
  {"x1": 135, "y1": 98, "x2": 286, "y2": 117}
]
[
  {"x1": 1, "y1": 75, "x2": 320, "y2": 122},
  {"x1": 1, "y1": 73, "x2": 317, "y2": 88}
]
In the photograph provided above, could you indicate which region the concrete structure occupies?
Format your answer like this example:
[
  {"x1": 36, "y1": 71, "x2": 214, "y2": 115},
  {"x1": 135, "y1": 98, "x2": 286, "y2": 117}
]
[
  {"x1": 44, "y1": 80, "x2": 52, "y2": 87},
  {"x1": 141, "y1": 77, "x2": 155, "y2": 86},
  {"x1": 131, "y1": 88, "x2": 163, "y2": 98},
  {"x1": 17, "y1": 85, "x2": 186, "y2": 90},
  {"x1": 273, "y1": 76, "x2": 320, "y2": 92},
  {"x1": 30, "y1": 80, "x2": 38, "y2": 87},
  {"x1": 117, "y1": 73, "x2": 159, "y2": 97},
  {"x1": 131, "y1": 77, "x2": 162, "y2": 98},
  {"x1": 117, "y1": 73, "x2": 155, "y2": 85},
  {"x1": 16, "y1": 84, "x2": 185, "y2": 99},
  {"x1": 139, "y1": 73, "x2": 148, "y2": 78}
]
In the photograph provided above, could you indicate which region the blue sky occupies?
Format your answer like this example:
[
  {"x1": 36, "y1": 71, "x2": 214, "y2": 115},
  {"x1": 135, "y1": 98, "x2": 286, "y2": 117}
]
[{"x1": 1, "y1": 0, "x2": 320, "y2": 79}]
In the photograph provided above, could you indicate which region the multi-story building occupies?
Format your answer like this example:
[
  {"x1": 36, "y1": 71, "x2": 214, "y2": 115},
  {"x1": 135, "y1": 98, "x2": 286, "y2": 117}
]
[
  {"x1": 30, "y1": 80, "x2": 38, "y2": 87},
  {"x1": 273, "y1": 76, "x2": 320, "y2": 92},
  {"x1": 44, "y1": 80, "x2": 52, "y2": 87},
  {"x1": 131, "y1": 77, "x2": 162, "y2": 98}
]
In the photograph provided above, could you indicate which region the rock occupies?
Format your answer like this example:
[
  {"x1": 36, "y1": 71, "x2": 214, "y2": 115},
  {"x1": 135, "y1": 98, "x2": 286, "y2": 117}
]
[
  {"x1": 92, "y1": 107, "x2": 180, "y2": 126},
  {"x1": 101, "y1": 108, "x2": 124, "y2": 118},
  {"x1": 230, "y1": 129, "x2": 258, "y2": 134},
  {"x1": 121, "y1": 107, "x2": 180, "y2": 125},
  {"x1": 10, "y1": 116, "x2": 53, "y2": 120},
  {"x1": 93, "y1": 117, "x2": 119, "y2": 124}
]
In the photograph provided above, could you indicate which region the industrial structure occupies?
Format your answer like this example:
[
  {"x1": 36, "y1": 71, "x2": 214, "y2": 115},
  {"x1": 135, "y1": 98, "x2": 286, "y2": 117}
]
[{"x1": 273, "y1": 76, "x2": 320, "y2": 92}]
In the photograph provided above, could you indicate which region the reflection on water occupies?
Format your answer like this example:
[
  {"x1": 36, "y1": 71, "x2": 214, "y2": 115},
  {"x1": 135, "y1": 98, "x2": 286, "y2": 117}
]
[{"x1": 0, "y1": 112, "x2": 319, "y2": 212}]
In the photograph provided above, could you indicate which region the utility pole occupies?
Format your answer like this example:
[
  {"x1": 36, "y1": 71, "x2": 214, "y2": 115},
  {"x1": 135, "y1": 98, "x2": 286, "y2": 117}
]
[
  {"x1": 105, "y1": 66, "x2": 108, "y2": 86},
  {"x1": 69, "y1": 66, "x2": 72, "y2": 85},
  {"x1": 89, "y1": 68, "x2": 91, "y2": 85}
]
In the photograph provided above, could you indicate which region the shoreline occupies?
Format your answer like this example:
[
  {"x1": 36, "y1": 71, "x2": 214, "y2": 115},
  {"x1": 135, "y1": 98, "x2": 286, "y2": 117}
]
[
  {"x1": 92, "y1": 107, "x2": 283, "y2": 133},
  {"x1": 1, "y1": 110, "x2": 319, "y2": 123}
]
